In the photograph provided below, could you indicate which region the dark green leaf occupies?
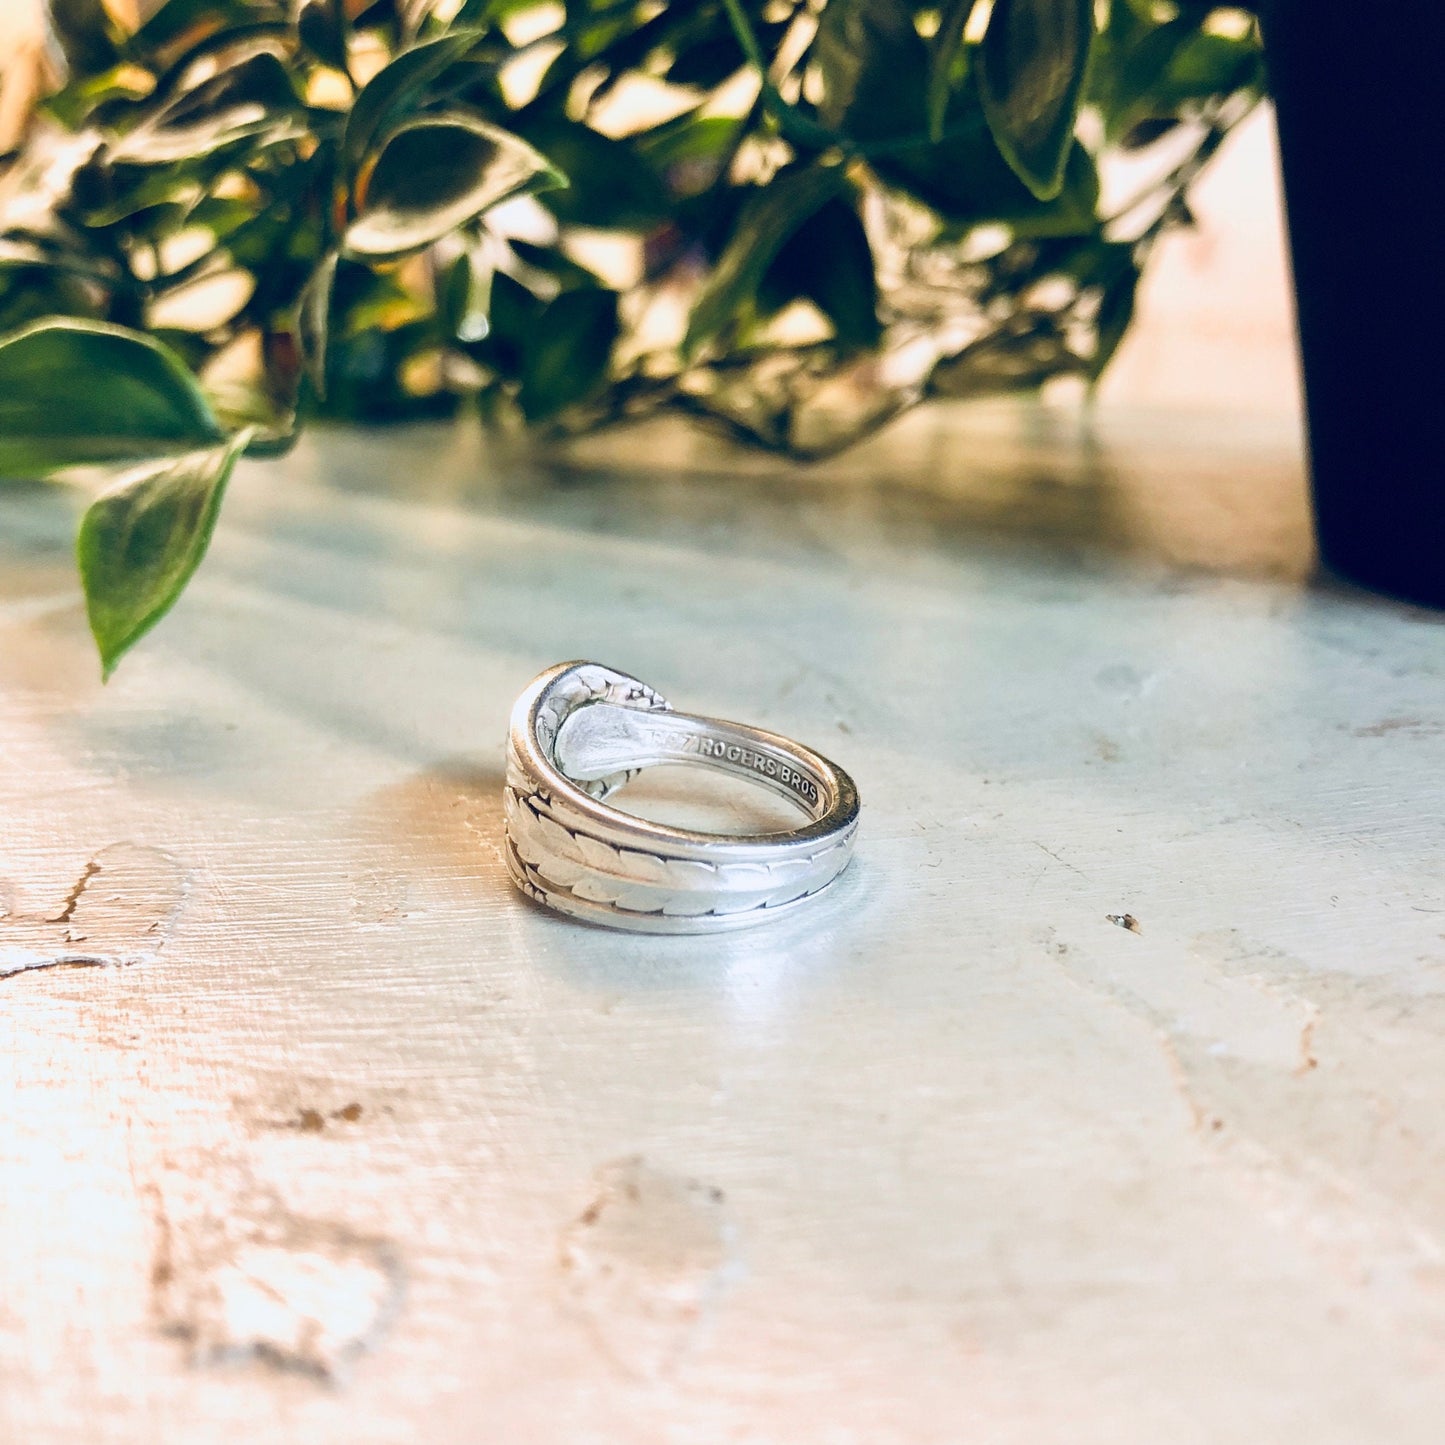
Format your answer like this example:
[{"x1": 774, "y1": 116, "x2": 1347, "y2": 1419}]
[
  {"x1": 508, "y1": 239, "x2": 603, "y2": 293},
  {"x1": 978, "y1": 0, "x2": 1094, "y2": 200},
  {"x1": 297, "y1": 251, "x2": 339, "y2": 395},
  {"x1": 0, "y1": 320, "x2": 225, "y2": 478},
  {"x1": 762, "y1": 194, "x2": 880, "y2": 351},
  {"x1": 298, "y1": 0, "x2": 351, "y2": 72},
  {"x1": 879, "y1": 103, "x2": 1098, "y2": 234},
  {"x1": 0, "y1": 258, "x2": 105, "y2": 334},
  {"x1": 685, "y1": 164, "x2": 847, "y2": 355},
  {"x1": 343, "y1": 113, "x2": 566, "y2": 260},
  {"x1": 77, "y1": 430, "x2": 249, "y2": 679},
  {"x1": 1089, "y1": 262, "x2": 1139, "y2": 380},
  {"x1": 518, "y1": 287, "x2": 619, "y2": 422},
  {"x1": 46, "y1": 0, "x2": 121, "y2": 78},
  {"x1": 1158, "y1": 30, "x2": 1262, "y2": 105},
  {"x1": 813, "y1": 0, "x2": 924, "y2": 137},
  {"x1": 342, "y1": 31, "x2": 478, "y2": 175},
  {"x1": 510, "y1": 119, "x2": 668, "y2": 230},
  {"x1": 927, "y1": 0, "x2": 979, "y2": 141},
  {"x1": 666, "y1": 34, "x2": 746, "y2": 90},
  {"x1": 637, "y1": 113, "x2": 743, "y2": 196},
  {"x1": 467, "y1": 268, "x2": 542, "y2": 375}
]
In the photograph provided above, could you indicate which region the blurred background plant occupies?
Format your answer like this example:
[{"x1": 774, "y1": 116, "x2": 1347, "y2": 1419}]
[{"x1": 0, "y1": 0, "x2": 1264, "y2": 673}]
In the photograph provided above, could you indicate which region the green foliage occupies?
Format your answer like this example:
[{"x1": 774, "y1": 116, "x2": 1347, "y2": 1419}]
[
  {"x1": 0, "y1": 0, "x2": 1264, "y2": 673},
  {"x1": 978, "y1": 0, "x2": 1094, "y2": 199},
  {"x1": 0, "y1": 319, "x2": 224, "y2": 474},
  {"x1": 78, "y1": 431, "x2": 250, "y2": 679}
]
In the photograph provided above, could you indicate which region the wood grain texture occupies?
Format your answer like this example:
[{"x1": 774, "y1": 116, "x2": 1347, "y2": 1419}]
[{"x1": 2, "y1": 386, "x2": 1443, "y2": 1445}]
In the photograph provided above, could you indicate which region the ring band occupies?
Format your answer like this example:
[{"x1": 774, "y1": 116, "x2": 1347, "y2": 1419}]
[{"x1": 503, "y1": 662, "x2": 860, "y2": 933}]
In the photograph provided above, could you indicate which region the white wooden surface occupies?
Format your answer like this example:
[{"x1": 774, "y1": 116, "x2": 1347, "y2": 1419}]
[{"x1": 3, "y1": 387, "x2": 1445, "y2": 1443}]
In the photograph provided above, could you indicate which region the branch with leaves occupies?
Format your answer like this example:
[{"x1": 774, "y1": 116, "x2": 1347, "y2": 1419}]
[{"x1": 0, "y1": 0, "x2": 1264, "y2": 675}]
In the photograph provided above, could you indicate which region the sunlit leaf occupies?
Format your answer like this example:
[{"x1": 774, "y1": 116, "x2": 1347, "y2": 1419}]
[
  {"x1": 342, "y1": 113, "x2": 565, "y2": 260},
  {"x1": 42, "y1": 63, "x2": 156, "y2": 131},
  {"x1": 342, "y1": 30, "x2": 477, "y2": 175},
  {"x1": 77, "y1": 429, "x2": 250, "y2": 679},
  {"x1": 442, "y1": 243, "x2": 492, "y2": 343},
  {"x1": 0, "y1": 319, "x2": 225, "y2": 477},
  {"x1": 107, "y1": 48, "x2": 305, "y2": 164},
  {"x1": 978, "y1": 0, "x2": 1094, "y2": 200}
]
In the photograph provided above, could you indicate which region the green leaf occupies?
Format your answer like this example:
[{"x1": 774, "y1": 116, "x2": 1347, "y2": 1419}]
[
  {"x1": 0, "y1": 320, "x2": 225, "y2": 478},
  {"x1": 684, "y1": 164, "x2": 847, "y2": 355},
  {"x1": 124, "y1": 0, "x2": 288, "y2": 62},
  {"x1": 77, "y1": 430, "x2": 249, "y2": 680},
  {"x1": 342, "y1": 113, "x2": 566, "y2": 260},
  {"x1": 41, "y1": 64, "x2": 156, "y2": 131},
  {"x1": 637, "y1": 113, "x2": 742, "y2": 180},
  {"x1": 1089, "y1": 260, "x2": 1139, "y2": 381},
  {"x1": 342, "y1": 31, "x2": 478, "y2": 176},
  {"x1": 442, "y1": 244, "x2": 492, "y2": 343},
  {"x1": 927, "y1": 0, "x2": 980, "y2": 142},
  {"x1": 978, "y1": 0, "x2": 1094, "y2": 200},
  {"x1": 46, "y1": 0, "x2": 122, "y2": 78},
  {"x1": 517, "y1": 287, "x2": 619, "y2": 423},
  {"x1": 296, "y1": 251, "x2": 339, "y2": 396},
  {"x1": 466, "y1": 268, "x2": 541, "y2": 375},
  {"x1": 297, "y1": 0, "x2": 351, "y2": 72},
  {"x1": 107, "y1": 49, "x2": 306, "y2": 165},
  {"x1": 510, "y1": 118, "x2": 668, "y2": 230},
  {"x1": 813, "y1": 0, "x2": 924, "y2": 137},
  {"x1": 762, "y1": 194, "x2": 881, "y2": 351}
]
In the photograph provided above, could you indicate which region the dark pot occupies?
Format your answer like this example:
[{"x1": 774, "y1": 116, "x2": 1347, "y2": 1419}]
[{"x1": 1262, "y1": 2, "x2": 1445, "y2": 608}]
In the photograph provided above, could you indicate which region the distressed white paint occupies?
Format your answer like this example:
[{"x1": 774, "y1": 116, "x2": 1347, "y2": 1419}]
[{"x1": 1, "y1": 389, "x2": 1443, "y2": 1445}]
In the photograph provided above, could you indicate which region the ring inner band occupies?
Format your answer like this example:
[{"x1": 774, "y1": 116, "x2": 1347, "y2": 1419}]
[{"x1": 554, "y1": 703, "x2": 831, "y2": 821}]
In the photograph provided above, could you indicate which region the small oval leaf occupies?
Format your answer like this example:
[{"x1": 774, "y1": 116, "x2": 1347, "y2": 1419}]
[
  {"x1": 518, "y1": 288, "x2": 619, "y2": 423},
  {"x1": 77, "y1": 431, "x2": 250, "y2": 680},
  {"x1": 342, "y1": 115, "x2": 566, "y2": 261},
  {"x1": 107, "y1": 49, "x2": 305, "y2": 165},
  {"x1": 979, "y1": 0, "x2": 1095, "y2": 200},
  {"x1": 342, "y1": 31, "x2": 478, "y2": 176},
  {"x1": 0, "y1": 319, "x2": 225, "y2": 478}
]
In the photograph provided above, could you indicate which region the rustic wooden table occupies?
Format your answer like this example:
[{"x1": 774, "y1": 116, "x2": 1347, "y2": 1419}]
[{"x1": 3, "y1": 390, "x2": 1443, "y2": 1443}]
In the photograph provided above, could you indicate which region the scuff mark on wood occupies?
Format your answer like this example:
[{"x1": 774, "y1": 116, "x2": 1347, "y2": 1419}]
[
  {"x1": 559, "y1": 1156, "x2": 737, "y2": 1379},
  {"x1": 1351, "y1": 716, "x2": 1444, "y2": 739}
]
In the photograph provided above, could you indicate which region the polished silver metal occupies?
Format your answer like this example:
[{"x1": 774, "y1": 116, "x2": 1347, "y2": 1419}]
[{"x1": 504, "y1": 661, "x2": 860, "y2": 933}]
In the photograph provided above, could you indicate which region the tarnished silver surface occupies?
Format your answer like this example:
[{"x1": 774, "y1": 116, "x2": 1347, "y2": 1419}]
[{"x1": 504, "y1": 662, "x2": 860, "y2": 933}]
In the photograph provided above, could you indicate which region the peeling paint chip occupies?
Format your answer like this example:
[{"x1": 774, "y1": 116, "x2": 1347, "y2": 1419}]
[
  {"x1": 160, "y1": 1210, "x2": 402, "y2": 1381},
  {"x1": 1, "y1": 842, "x2": 187, "y2": 978},
  {"x1": 1107, "y1": 912, "x2": 1142, "y2": 934}
]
